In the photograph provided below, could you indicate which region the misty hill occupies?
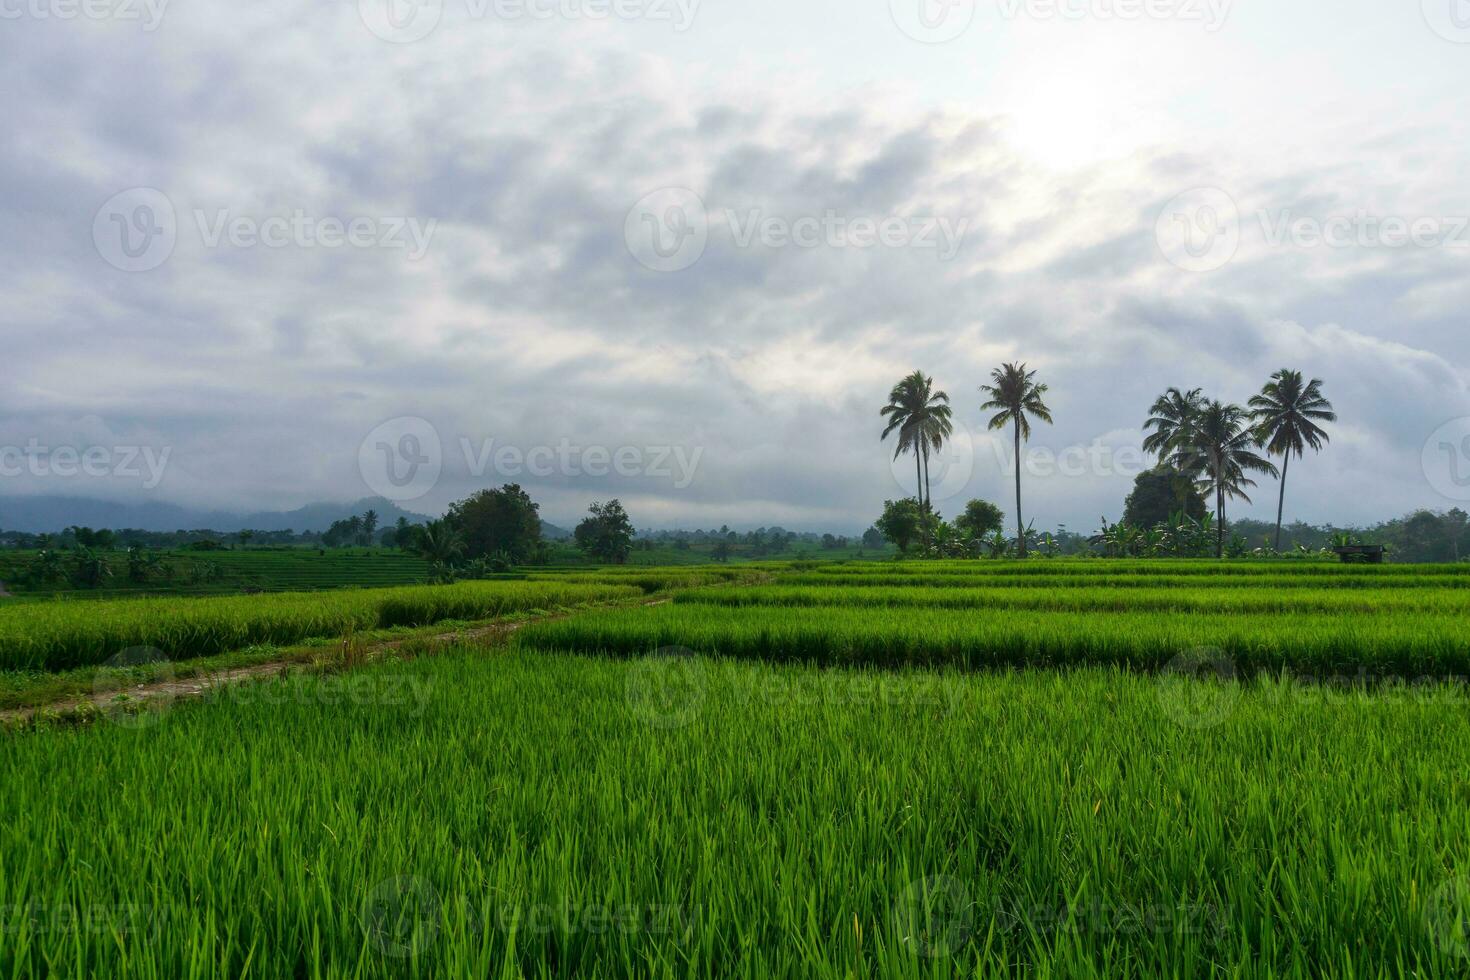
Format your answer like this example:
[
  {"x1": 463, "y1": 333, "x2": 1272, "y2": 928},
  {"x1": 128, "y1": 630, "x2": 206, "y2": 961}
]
[
  {"x1": 0, "y1": 496, "x2": 433, "y2": 534},
  {"x1": 0, "y1": 494, "x2": 576, "y2": 539}
]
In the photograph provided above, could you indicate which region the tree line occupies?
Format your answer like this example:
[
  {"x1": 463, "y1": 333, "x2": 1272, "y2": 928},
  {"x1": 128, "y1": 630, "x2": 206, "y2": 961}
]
[
  {"x1": 879, "y1": 365, "x2": 1338, "y2": 559},
  {"x1": 403, "y1": 486, "x2": 635, "y2": 577}
]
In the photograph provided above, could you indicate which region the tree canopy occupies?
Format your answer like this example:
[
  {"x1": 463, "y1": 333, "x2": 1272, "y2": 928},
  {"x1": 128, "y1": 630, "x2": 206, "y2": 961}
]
[
  {"x1": 445, "y1": 484, "x2": 543, "y2": 562},
  {"x1": 574, "y1": 499, "x2": 635, "y2": 564}
]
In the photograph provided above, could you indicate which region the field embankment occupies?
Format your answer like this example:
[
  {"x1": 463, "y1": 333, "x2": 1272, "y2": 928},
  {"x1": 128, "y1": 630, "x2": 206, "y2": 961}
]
[{"x1": 0, "y1": 580, "x2": 642, "y2": 672}]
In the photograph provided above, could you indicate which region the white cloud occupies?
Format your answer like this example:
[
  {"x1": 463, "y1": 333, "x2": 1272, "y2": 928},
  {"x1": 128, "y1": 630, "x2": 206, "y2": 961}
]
[{"x1": 2, "y1": 2, "x2": 1468, "y2": 529}]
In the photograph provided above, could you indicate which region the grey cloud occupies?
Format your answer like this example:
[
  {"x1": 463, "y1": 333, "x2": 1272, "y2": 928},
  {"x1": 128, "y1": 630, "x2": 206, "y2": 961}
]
[{"x1": 3, "y1": 9, "x2": 1468, "y2": 529}]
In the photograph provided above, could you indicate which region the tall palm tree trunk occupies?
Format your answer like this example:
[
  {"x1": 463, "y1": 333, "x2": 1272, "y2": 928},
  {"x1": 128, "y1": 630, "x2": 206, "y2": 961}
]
[
  {"x1": 1274, "y1": 452, "x2": 1290, "y2": 553},
  {"x1": 1014, "y1": 420, "x2": 1025, "y2": 558},
  {"x1": 914, "y1": 451, "x2": 922, "y2": 508},
  {"x1": 1216, "y1": 484, "x2": 1225, "y2": 559},
  {"x1": 922, "y1": 445, "x2": 931, "y2": 511}
]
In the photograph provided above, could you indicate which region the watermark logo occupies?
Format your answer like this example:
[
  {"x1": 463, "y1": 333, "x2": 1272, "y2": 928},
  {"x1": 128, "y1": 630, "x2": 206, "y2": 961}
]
[
  {"x1": 1159, "y1": 189, "x2": 1468, "y2": 272},
  {"x1": 890, "y1": 0, "x2": 976, "y2": 43},
  {"x1": 0, "y1": 440, "x2": 171, "y2": 488},
  {"x1": 982, "y1": 438, "x2": 1150, "y2": 481},
  {"x1": 1423, "y1": 0, "x2": 1470, "y2": 43},
  {"x1": 1155, "y1": 187, "x2": 1239, "y2": 273},
  {"x1": 212, "y1": 673, "x2": 437, "y2": 714},
  {"x1": 359, "y1": 417, "x2": 443, "y2": 503},
  {"x1": 358, "y1": 0, "x2": 443, "y2": 42},
  {"x1": 361, "y1": 876, "x2": 441, "y2": 957},
  {"x1": 91, "y1": 647, "x2": 175, "y2": 728},
  {"x1": 93, "y1": 189, "x2": 437, "y2": 271},
  {"x1": 1259, "y1": 211, "x2": 1469, "y2": 251},
  {"x1": 358, "y1": 0, "x2": 699, "y2": 40},
  {"x1": 624, "y1": 646, "x2": 706, "y2": 728},
  {"x1": 193, "y1": 210, "x2": 437, "y2": 259},
  {"x1": 626, "y1": 190, "x2": 969, "y2": 273},
  {"x1": 892, "y1": 875, "x2": 973, "y2": 957},
  {"x1": 1157, "y1": 646, "x2": 1239, "y2": 729},
  {"x1": 995, "y1": 0, "x2": 1231, "y2": 30},
  {"x1": 625, "y1": 188, "x2": 709, "y2": 273},
  {"x1": 726, "y1": 209, "x2": 968, "y2": 260},
  {"x1": 461, "y1": 438, "x2": 702, "y2": 490},
  {"x1": 1423, "y1": 417, "x2": 1470, "y2": 502},
  {"x1": 93, "y1": 188, "x2": 176, "y2": 273},
  {"x1": 1427, "y1": 875, "x2": 1470, "y2": 959},
  {"x1": 0, "y1": 0, "x2": 169, "y2": 30},
  {"x1": 889, "y1": 418, "x2": 975, "y2": 506}
]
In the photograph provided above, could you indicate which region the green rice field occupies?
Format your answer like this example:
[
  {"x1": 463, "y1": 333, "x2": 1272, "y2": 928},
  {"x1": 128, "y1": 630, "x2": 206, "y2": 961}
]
[
  {"x1": 3, "y1": 558, "x2": 1470, "y2": 977},
  {"x1": 0, "y1": 547, "x2": 434, "y2": 598},
  {"x1": 0, "y1": 580, "x2": 642, "y2": 672}
]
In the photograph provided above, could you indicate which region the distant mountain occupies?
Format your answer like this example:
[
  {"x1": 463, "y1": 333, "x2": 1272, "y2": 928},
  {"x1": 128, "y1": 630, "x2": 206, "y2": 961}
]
[
  {"x1": 0, "y1": 495, "x2": 584, "y2": 539},
  {"x1": 0, "y1": 495, "x2": 435, "y2": 534}
]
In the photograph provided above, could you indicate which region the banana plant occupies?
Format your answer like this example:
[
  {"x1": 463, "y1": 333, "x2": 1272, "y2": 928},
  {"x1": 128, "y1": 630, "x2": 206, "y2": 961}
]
[{"x1": 72, "y1": 547, "x2": 113, "y2": 589}]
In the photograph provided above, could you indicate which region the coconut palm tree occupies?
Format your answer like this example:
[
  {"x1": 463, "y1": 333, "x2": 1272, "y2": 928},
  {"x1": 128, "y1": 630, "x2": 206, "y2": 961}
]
[
  {"x1": 1249, "y1": 370, "x2": 1335, "y2": 553},
  {"x1": 1143, "y1": 386, "x2": 1207, "y2": 517},
  {"x1": 1142, "y1": 387, "x2": 1205, "y2": 462},
  {"x1": 413, "y1": 518, "x2": 464, "y2": 565},
  {"x1": 1180, "y1": 400, "x2": 1278, "y2": 558},
  {"x1": 979, "y1": 362, "x2": 1053, "y2": 557},
  {"x1": 881, "y1": 371, "x2": 953, "y2": 509}
]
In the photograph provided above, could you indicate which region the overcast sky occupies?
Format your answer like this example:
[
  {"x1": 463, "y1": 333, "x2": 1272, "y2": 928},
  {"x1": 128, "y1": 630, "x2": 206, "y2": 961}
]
[{"x1": 3, "y1": 0, "x2": 1469, "y2": 531}]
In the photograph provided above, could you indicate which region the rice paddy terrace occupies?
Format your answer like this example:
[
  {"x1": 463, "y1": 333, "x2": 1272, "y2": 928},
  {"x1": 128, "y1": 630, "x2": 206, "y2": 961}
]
[{"x1": 3, "y1": 559, "x2": 1469, "y2": 977}]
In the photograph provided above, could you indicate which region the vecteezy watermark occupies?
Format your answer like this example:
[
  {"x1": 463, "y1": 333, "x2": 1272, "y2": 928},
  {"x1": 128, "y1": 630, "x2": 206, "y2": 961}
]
[
  {"x1": 490, "y1": 901, "x2": 693, "y2": 938},
  {"x1": 624, "y1": 189, "x2": 970, "y2": 272},
  {"x1": 1155, "y1": 187, "x2": 1240, "y2": 273},
  {"x1": 727, "y1": 669, "x2": 964, "y2": 715},
  {"x1": 1263, "y1": 671, "x2": 1470, "y2": 709},
  {"x1": 625, "y1": 646, "x2": 706, "y2": 728},
  {"x1": 982, "y1": 439, "x2": 1151, "y2": 481},
  {"x1": 358, "y1": 417, "x2": 705, "y2": 502},
  {"x1": 1156, "y1": 647, "x2": 1239, "y2": 729},
  {"x1": 1427, "y1": 875, "x2": 1470, "y2": 960},
  {"x1": 890, "y1": 0, "x2": 1228, "y2": 42},
  {"x1": 726, "y1": 210, "x2": 969, "y2": 260},
  {"x1": 0, "y1": 901, "x2": 171, "y2": 938},
  {"x1": 461, "y1": 437, "x2": 702, "y2": 490},
  {"x1": 1424, "y1": 418, "x2": 1470, "y2": 503},
  {"x1": 0, "y1": 0, "x2": 168, "y2": 30},
  {"x1": 211, "y1": 673, "x2": 437, "y2": 714},
  {"x1": 93, "y1": 188, "x2": 438, "y2": 272},
  {"x1": 1157, "y1": 187, "x2": 1470, "y2": 273},
  {"x1": 1422, "y1": 0, "x2": 1470, "y2": 44},
  {"x1": 91, "y1": 647, "x2": 176, "y2": 728},
  {"x1": 357, "y1": 0, "x2": 700, "y2": 43},
  {"x1": 993, "y1": 896, "x2": 1224, "y2": 939},
  {"x1": 362, "y1": 876, "x2": 441, "y2": 958},
  {"x1": 889, "y1": 0, "x2": 977, "y2": 44},
  {"x1": 889, "y1": 419, "x2": 975, "y2": 507},
  {"x1": 359, "y1": 417, "x2": 443, "y2": 503},
  {"x1": 0, "y1": 440, "x2": 171, "y2": 489},
  {"x1": 93, "y1": 188, "x2": 177, "y2": 273},
  {"x1": 1258, "y1": 211, "x2": 1470, "y2": 251},
  {"x1": 892, "y1": 875, "x2": 973, "y2": 957},
  {"x1": 995, "y1": 0, "x2": 1231, "y2": 30},
  {"x1": 356, "y1": 880, "x2": 693, "y2": 956},
  {"x1": 624, "y1": 188, "x2": 709, "y2": 273},
  {"x1": 193, "y1": 210, "x2": 436, "y2": 260}
]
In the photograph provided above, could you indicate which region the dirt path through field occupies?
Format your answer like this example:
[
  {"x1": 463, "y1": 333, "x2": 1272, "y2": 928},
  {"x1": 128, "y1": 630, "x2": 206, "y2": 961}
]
[{"x1": 2, "y1": 597, "x2": 671, "y2": 727}]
